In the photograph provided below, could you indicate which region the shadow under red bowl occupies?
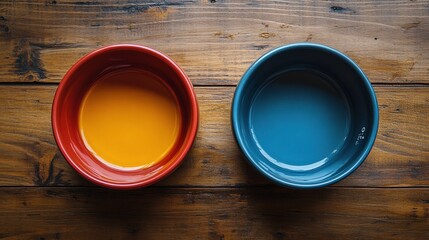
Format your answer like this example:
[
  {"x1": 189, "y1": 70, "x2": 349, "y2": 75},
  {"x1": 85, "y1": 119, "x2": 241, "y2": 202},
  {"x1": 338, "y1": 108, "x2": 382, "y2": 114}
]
[{"x1": 52, "y1": 45, "x2": 198, "y2": 189}]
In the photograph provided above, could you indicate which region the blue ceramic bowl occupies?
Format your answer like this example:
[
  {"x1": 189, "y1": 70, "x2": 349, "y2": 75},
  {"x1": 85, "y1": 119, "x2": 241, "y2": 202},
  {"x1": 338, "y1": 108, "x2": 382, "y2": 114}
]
[{"x1": 232, "y1": 43, "x2": 378, "y2": 188}]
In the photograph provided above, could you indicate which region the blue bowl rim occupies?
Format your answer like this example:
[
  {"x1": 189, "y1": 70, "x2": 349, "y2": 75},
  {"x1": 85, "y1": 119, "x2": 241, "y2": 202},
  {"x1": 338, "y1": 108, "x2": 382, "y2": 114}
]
[{"x1": 231, "y1": 42, "x2": 379, "y2": 189}]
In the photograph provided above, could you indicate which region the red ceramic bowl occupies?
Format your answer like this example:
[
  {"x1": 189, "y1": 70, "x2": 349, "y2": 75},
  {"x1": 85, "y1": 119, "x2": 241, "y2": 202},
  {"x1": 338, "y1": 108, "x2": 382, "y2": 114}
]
[{"x1": 52, "y1": 45, "x2": 198, "y2": 189}]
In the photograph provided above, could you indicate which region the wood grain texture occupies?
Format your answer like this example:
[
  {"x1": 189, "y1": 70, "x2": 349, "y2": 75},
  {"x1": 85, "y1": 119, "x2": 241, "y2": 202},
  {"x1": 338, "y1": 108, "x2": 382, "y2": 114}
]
[
  {"x1": 0, "y1": 0, "x2": 428, "y2": 84},
  {"x1": 0, "y1": 86, "x2": 428, "y2": 187},
  {"x1": 0, "y1": 1, "x2": 428, "y2": 239},
  {"x1": 0, "y1": 187, "x2": 427, "y2": 239}
]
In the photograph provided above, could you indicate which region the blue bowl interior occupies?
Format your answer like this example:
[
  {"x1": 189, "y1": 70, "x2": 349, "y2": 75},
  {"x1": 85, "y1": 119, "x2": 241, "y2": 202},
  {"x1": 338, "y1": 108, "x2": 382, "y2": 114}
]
[{"x1": 232, "y1": 43, "x2": 378, "y2": 188}]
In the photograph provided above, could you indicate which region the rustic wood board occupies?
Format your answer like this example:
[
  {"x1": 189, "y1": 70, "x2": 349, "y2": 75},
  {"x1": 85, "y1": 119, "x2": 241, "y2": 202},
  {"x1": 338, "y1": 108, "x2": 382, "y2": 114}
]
[
  {"x1": 0, "y1": 0, "x2": 428, "y2": 84},
  {"x1": 0, "y1": 86, "x2": 427, "y2": 187},
  {"x1": 0, "y1": 187, "x2": 427, "y2": 239},
  {"x1": 0, "y1": 1, "x2": 428, "y2": 239}
]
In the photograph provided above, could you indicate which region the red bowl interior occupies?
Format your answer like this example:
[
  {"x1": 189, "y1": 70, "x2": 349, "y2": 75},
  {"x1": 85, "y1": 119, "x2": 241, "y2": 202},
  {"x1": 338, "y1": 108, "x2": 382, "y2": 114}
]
[{"x1": 52, "y1": 45, "x2": 198, "y2": 189}]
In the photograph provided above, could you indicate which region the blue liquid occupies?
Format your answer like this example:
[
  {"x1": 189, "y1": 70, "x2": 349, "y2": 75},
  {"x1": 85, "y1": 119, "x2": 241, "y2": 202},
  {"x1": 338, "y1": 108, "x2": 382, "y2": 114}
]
[{"x1": 250, "y1": 70, "x2": 351, "y2": 171}]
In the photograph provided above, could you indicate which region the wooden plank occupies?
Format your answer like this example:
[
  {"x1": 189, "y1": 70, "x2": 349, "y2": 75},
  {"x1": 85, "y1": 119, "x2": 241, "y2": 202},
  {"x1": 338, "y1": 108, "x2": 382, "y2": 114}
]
[
  {"x1": 0, "y1": 187, "x2": 427, "y2": 239},
  {"x1": 0, "y1": 0, "x2": 428, "y2": 84},
  {"x1": 0, "y1": 86, "x2": 428, "y2": 187}
]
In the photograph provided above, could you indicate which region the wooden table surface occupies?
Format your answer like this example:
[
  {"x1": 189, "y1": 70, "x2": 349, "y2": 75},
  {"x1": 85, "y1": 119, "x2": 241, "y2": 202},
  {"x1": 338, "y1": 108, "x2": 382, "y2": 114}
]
[{"x1": 0, "y1": 1, "x2": 428, "y2": 239}]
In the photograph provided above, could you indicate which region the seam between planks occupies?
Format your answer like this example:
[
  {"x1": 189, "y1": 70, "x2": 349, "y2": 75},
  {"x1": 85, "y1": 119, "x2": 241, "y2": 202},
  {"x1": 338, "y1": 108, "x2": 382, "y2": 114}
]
[{"x1": 0, "y1": 82, "x2": 429, "y2": 87}]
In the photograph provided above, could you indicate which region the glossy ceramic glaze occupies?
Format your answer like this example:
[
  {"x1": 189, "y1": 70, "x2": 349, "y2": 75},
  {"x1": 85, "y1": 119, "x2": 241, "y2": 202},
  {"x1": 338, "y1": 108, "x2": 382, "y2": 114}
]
[
  {"x1": 232, "y1": 43, "x2": 379, "y2": 188},
  {"x1": 52, "y1": 45, "x2": 198, "y2": 189},
  {"x1": 79, "y1": 68, "x2": 181, "y2": 169}
]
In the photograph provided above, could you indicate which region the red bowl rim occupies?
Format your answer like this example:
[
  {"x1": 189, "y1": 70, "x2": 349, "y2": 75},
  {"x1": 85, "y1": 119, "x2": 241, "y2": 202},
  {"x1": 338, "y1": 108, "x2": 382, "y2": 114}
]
[{"x1": 52, "y1": 44, "x2": 199, "y2": 189}]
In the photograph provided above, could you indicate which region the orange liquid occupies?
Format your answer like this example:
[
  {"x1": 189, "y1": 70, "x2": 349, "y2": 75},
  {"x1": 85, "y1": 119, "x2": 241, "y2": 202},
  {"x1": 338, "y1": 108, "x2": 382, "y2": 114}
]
[{"x1": 79, "y1": 69, "x2": 181, "y2": 169}]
